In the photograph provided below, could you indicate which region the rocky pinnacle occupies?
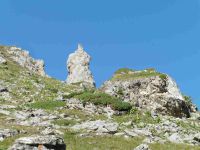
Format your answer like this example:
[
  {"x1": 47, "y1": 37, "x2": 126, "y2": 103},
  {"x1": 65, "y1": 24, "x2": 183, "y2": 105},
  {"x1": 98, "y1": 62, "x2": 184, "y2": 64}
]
[{"x1": 66, "y1": 44, "x2": 95, "y2": 88}]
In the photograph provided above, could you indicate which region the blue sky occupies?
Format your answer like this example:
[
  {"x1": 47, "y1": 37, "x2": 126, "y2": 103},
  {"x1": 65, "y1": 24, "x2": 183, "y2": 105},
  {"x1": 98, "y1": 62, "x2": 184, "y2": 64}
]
[{"x1": 0, "y1": 0, "x2": 200, "y2": 108}]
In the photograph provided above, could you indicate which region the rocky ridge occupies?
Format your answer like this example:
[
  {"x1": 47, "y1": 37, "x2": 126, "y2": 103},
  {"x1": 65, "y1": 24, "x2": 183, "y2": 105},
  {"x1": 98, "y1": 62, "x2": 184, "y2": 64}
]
[
  {"x1": 101, "y1": 68, "x2": 196, "y2": 118},
  {"x1": 0, "y1": 46, "x2": 46, "y2": 76}
]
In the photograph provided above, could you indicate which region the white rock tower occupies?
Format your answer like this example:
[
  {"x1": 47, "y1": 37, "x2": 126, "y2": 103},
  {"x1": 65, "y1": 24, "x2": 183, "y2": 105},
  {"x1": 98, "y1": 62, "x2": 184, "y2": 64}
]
[{"x1": 66, "y1": 44, "x2": 95, "y2": 88}]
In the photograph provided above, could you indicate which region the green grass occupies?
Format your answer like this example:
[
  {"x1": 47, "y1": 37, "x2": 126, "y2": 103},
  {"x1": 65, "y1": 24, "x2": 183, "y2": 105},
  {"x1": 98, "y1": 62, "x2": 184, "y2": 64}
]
[
  {"x1": 150, "y1": 142, "x2": 200, "y2": 150},
  {"x1": 112, "y1": 68, "x2": 167, "y2": 81},
  {"x1": 27, "y1": 100, "x2": 66, "y2": 110},
  {"x1": 114, "y1": 68, "x2": 135, "y2": 75},
  {"x1": 114, "y1": 109, "x2": 161, "y2": 127},
  {"x1": 176, "y1": 120, "x2": 200, "y2": 132},
  {"x1": 64, "y1": 131, "x2": 143, "y2": 150},
  {"x1": 69, "y1": 91, "x2": 132, "y2": 111},
  {"x1": 0, "y1": 135, "x2": 22, "y2": 150},
  {"x1": 63, "y1": 130, "x2": 200, "y2": 150},
  {"x1": 57, "y1": 109, "x2": 107, "y2": 122}
]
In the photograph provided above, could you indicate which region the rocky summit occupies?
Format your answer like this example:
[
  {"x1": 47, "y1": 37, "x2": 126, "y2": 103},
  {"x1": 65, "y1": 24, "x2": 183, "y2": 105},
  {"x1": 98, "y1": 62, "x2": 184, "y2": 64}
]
[
  {"x1": 0, "y1": 45, "x2": 200, "y2": 150},
  {"x1": 100, "y1": 68, "x2": 197, "y2": 118}
]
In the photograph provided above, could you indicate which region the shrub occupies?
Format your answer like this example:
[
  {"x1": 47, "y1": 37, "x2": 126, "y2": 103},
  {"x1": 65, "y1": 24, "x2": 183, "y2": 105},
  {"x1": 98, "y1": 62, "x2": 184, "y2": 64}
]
[
  {"x1": 146, "y1": 68, "x2": 156, "y2": 72},
  {"x1": 159, "y1": 74, "x2": 167, "y2": 80},
  {"x1": 71, "y1": 91, "x2": 132, "y2": 111},
  {"x1": 63, "y1": 91, "x2": 83, "y2": 99},
  {"x1": 183, "y1": 95, "x2": 192, "y2": 104},
  {"x1": 28, "y1": 100, "x2": 65, "y2": 110},
  {"x1": 129, "y1": 107, "x2": 138, "y2": 114}
]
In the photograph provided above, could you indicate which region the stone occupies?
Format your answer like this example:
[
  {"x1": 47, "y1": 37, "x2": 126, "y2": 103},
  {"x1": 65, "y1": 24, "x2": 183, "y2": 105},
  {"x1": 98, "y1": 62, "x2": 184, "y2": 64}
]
[
  {"x1": 0, "y1": 129, "x2": 19, "y2": 142},
  {"x1": 66, "y1": 44, "x2": 95, "y2": 88},
  {"x1": 193, "y1": 133, "x2": 200, "y2": 143},
  {"x1": 8, "y1": 135, "x2": 66, "y2": 150},
  {"x1": 124, "y1": 129, "x2": 138, "y2": 137},
  {"x1": 101, "y1": 72, "x2": 190, "y2": 118},
  {"x1": 0, "y1": 56, "x2": 6, "y2": 64},
  {"x1": 168, "y1": 133, "x2": 183, "y2": 143},
  {"x1": 41, "y1": 127, "x2": 63, "y2": 135},
  {"x1": 134, "y1": 144, "x2": 150, "y2": 150}
]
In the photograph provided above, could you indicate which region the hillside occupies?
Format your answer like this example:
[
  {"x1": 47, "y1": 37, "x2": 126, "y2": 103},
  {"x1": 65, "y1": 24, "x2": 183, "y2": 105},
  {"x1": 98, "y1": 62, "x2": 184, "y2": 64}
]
[{"x1": 0, "y1": 46, "x2": 200, "y2": 150}]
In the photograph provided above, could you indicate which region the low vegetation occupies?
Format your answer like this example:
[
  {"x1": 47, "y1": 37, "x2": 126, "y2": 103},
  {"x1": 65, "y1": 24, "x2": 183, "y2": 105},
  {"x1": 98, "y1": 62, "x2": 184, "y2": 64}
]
[
  {"x1": 64, "y1": 131, "x2": 143, "y2": 150},
  {"x1": 112, "y1": 68, "x2": 167, "y2": 81},
  {"x1": 114, "y1": 108, "x2": 161, "y2": 126},
  {"x1": 27, "y1": 100, "x2": 66, "y2": 110},
  {"x1": 66, "y1": 90, "x2": 132, "y2": 111}
]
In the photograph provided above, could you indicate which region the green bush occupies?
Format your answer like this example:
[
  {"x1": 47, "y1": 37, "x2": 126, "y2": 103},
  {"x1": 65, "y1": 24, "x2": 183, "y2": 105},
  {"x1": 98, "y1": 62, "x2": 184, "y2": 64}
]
[
  {"x1": 63, "y1": 92, "x2": 83, "y2": 99},
  {"x1": 70, "y1": 91, "x2": 132, "y2": 111},
  {"x1": 183, "y1": 95, "x2": 192, "y2": 104},
  {"x1": 159, "y1": 74, "x2": 167, "y2": 80},
  {"x1": 28, "y1": 100, "x2": 65, "y2": 110}
]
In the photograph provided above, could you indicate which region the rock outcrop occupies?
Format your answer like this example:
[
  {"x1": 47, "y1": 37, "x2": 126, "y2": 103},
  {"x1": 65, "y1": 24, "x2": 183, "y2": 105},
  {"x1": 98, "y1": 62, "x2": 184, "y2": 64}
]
[
  {"x1": 9, "y1": 135, "x2": 66, "y2": 150},
  {"x1": 66, "y1": 44, "x2": 95, "y2": 88},
  {"x1": 4, "y1": 46, "x2": 46, "y2": 76},
  {"x1": 101, "y1": 69, "x2": 190, "y2": 118}
]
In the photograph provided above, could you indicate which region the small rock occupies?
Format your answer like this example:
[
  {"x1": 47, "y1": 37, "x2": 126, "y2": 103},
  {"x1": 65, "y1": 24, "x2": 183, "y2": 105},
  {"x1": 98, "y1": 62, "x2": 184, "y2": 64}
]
[
  {"x1": 134, "y1": 144, "x2": 150, "y2": 150},
  {"x1": 124, "y1": 129, "x2": 138, "y2": 137},
  {"x1": 168, "y1": 133, "x2": 183, "y2": 143},
  {"x1": 194, "y1": 133, "x2": 200, "y2": 143}
]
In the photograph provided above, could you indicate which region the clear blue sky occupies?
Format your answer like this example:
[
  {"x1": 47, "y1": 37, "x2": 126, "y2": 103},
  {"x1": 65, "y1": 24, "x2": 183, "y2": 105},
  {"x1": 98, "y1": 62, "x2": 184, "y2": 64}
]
[{"x1": 0, "y1": 0, "x2": 200, "y2": 108}]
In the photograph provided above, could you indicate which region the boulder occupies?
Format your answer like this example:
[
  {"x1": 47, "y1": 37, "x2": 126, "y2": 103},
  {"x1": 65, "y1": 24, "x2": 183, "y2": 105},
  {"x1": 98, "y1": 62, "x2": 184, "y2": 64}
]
[
  {"x1": 0, "y1": 129, "x2": 19, "y2": 142},
  {"x1": 66, "y1": 44, "x2": 95, "y2": 88},
  {"x1": 8, "y1": 135, "x2": 66, "y2": 150}
]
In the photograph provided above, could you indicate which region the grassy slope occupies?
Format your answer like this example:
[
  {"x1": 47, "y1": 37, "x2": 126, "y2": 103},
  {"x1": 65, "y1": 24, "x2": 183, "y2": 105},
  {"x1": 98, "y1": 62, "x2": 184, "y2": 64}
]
[
  {"x1": 0, "y1": 46, "x2": 79, "y2": 105},
  {"x1": 0, "y1": 47, "x2": 200, "y2": 150}
]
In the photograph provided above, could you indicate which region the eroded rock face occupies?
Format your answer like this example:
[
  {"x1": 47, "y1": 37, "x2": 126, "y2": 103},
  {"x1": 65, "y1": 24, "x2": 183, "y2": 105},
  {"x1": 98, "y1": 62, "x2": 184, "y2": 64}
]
[
  {"x1": 101, "y1": 73, "x2": 190, "y2": 118},
  {"x1": 9, "y1": 135, "x2": 66, "y2": 150},
  {"x1": 66, "y1": 44, "x2": 95, "y2": 88},
  {"x1": 7, "y1": 46, "x2": 46, "y2": 76}
]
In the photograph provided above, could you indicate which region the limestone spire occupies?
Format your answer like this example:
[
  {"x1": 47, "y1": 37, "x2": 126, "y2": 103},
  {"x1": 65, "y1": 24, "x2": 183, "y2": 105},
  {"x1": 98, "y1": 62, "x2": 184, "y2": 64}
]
[
  {"x1": 66, "y1": 44, "x2": 95, "y2": 88},
  {"x1": 77, "y1": 43, "x2": 84, "y2": 51}
]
